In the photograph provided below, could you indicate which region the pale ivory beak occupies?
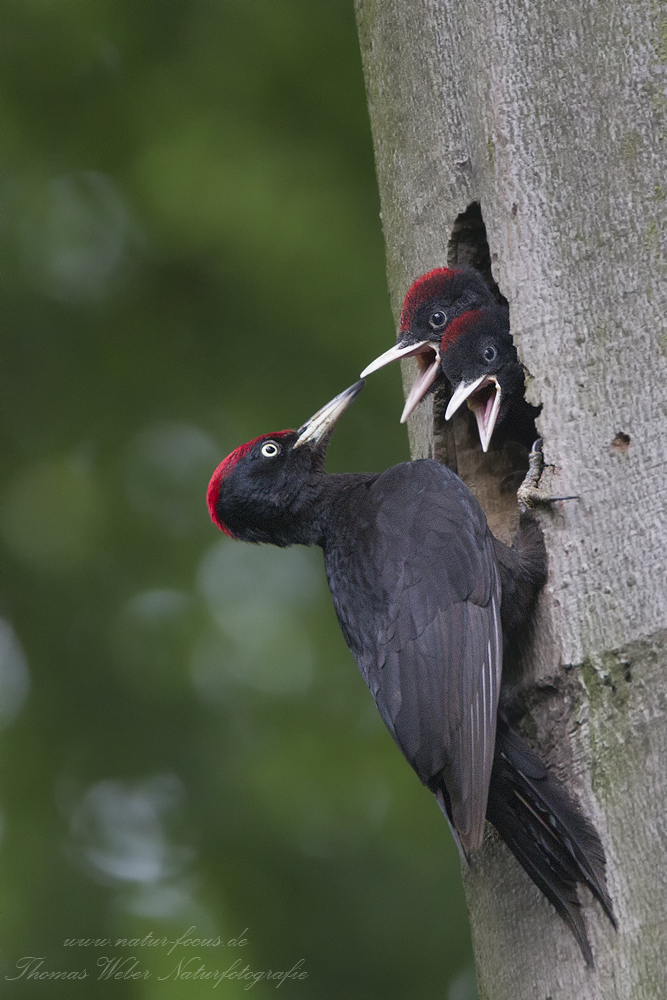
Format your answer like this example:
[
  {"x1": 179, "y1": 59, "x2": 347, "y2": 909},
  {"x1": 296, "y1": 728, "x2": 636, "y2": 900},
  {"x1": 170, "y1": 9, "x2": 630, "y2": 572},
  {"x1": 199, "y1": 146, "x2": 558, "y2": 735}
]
[
  {"x1": 361, "y1": 340, "x2": 442, "y2": 424},
  {"x1": 360, "y1": 339, "x2": 436, "y2": 378},
  {"x1": 294, "y1": 380, "x2": 365, "y2": 448},
  {"x1": 444, "y1": 376, "x2": 502, "y2": 452},
  {"x1": 399, "y1": 352, "x2": 443, "y2": 423}
]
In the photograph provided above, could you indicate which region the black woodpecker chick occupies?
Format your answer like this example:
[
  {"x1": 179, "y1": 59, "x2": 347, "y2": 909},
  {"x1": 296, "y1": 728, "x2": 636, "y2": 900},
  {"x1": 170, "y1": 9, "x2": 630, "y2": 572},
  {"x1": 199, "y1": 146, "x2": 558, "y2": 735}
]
[
  {"x1": 361, "y1": 266, "x2": 539, "y2": 451},
  {"x1": 207, "y1": 382, "x2": 613, "y2": 962}
]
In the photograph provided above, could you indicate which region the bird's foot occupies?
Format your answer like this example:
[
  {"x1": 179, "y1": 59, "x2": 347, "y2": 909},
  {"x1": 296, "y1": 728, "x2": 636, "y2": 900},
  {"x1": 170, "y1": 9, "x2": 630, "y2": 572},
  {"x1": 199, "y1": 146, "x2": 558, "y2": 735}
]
[{"x1": 517, "y1": 439, "x2": 579, "y2": 511}]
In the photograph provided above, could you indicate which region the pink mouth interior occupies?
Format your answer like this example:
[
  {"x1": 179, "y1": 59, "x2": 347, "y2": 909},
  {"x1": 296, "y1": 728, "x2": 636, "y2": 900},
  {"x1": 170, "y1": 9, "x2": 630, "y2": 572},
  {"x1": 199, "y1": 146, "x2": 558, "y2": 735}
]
[
  {"x1": 415, "y1": 347, "x2": 438, "y2": 372},
  {"x1": 468, "y1": 382, "x2": 496, "y2": 427},
  {"x1": 465, "y1": 378, "x2": 501, "y2": 451},
  {"x1": 399, "y1": 345, "x2": 442, "y2": 423}
]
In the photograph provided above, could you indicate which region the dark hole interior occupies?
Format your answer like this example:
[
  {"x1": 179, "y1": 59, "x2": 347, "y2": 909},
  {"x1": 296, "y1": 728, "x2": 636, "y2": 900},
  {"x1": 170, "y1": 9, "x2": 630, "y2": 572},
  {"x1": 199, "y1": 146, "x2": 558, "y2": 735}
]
[
  {"x1": 447, "y1": 201, "x2": 508, "y2": 306},
  {"x1": 436, "y1": 201, "x2": 540, "y2": 457}
]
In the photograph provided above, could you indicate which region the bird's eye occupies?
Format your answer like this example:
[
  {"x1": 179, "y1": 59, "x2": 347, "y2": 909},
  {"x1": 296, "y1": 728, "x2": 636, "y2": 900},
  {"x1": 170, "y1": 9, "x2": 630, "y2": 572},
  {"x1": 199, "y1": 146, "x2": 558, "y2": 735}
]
[
  {"x1": 261, "y1": 441, "x2": 281, "y2": 458},
  {"x1": 428, "y1": 311, "x2": 447, "y2": 330},
  {"x1": 483, "y1": 346, "x2": 497, "y2": 362}
]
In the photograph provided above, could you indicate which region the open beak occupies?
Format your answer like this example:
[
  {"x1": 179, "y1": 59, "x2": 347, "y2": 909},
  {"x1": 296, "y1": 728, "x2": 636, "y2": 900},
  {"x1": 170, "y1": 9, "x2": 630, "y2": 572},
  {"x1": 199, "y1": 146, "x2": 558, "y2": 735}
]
[
  {"x1": 360, "y1": 339, "x2": 437, "y2": 377},
  {"x1": 360, "y1": 340, "x2": 441, "y2": 425},
  {"x1": 445, "y1": 376, "x2": 502, "y2": 453},
  {"x1": 294, "y1": 380, "x2": 365, "y2": 449},
  {"x1": 399, "y1": 350, "x2": 442, "y2": 423}
]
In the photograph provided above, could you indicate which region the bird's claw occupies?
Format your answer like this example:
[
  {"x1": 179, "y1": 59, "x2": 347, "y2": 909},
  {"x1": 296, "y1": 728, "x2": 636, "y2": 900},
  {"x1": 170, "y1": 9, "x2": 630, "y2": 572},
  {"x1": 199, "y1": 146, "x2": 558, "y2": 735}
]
[
  {"x1": 517, "y1": 438, "x2": 546, "y2": 510},
  {"x1": 517, "y1": 438, "x2": 579, "y2": 511}
]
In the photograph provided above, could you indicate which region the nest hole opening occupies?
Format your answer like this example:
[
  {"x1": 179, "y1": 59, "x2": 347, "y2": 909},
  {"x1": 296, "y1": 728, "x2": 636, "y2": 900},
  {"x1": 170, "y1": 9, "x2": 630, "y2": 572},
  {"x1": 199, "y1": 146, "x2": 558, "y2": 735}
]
[{"x1": 433, "y1": 202, "x2": 542, "y2": 542}]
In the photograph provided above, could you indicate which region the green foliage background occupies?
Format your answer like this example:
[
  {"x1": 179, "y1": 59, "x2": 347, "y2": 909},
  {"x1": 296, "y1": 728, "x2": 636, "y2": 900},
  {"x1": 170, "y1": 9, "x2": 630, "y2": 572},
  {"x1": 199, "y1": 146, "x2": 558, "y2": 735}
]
[{"x1": 0, "y1": 2, "x2": 475, "y2": 996}]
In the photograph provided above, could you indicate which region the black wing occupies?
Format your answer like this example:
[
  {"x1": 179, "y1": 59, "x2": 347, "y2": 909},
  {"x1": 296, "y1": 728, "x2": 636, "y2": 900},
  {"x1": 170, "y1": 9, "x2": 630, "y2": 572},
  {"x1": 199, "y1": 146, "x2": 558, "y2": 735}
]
[{"x1": 325, "y1": 460, "x2": 502, "y2": 852}]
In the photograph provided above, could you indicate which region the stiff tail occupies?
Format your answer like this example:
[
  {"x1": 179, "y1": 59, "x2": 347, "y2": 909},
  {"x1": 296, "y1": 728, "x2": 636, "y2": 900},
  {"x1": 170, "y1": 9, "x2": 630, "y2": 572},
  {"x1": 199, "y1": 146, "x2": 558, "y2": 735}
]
[{"x1": 486, "y1": 718, "x2": 615, "y2": 966}]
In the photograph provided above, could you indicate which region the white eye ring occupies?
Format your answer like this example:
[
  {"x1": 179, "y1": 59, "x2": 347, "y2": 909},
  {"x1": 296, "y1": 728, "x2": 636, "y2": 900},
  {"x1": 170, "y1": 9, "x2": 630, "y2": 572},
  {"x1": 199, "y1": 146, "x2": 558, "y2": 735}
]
[
  {"x1": 261, "y1": 441, "x2": 280, "y2": 458},
  {"x1": 428, "y1": 310, "x2": 448, "y2": 330}
]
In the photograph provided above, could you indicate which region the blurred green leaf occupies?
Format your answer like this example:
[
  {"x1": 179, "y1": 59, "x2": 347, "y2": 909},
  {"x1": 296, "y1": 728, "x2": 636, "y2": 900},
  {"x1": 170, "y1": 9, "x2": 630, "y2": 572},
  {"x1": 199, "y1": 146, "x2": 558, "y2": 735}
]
[{"x1": 0, "y1": 3, "x2": 474, "y2": 998}]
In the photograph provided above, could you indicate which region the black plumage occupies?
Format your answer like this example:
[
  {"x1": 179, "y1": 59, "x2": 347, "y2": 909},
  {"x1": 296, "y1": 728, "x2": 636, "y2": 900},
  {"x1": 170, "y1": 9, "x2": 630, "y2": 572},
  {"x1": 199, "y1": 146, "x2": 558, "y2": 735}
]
[
  {"x1": 323, "y1": 459, "x2": 502, "y2": 852},
  {"x1": 207, "y1": 382, "x2": 613, "y2": 962},
  {"x1": 489, "y1": 717, "x2": 615, "y2": 966},
  {"x1": 439, "y1": 304, "x2": 540, "y2": 451},
  {"x1": 361, "y1": 266, "x2": 540, "y2": 451}
]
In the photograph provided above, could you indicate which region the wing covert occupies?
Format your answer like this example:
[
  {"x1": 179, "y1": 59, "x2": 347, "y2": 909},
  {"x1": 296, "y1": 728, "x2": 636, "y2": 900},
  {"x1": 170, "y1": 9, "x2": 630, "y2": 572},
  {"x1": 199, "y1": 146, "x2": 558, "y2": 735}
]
[{"x1": 325, "y1": 459, "x2": 503, "y2": 852}]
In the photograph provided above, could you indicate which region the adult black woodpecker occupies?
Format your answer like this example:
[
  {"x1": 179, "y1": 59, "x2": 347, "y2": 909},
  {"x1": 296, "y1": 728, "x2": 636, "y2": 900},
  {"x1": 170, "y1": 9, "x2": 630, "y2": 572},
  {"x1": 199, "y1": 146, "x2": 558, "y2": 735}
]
[
  {"x1": 361, "y1": 266, "x2": 540, "y2": 451},
  {"x1": 206, "y1": 383, "x2": 613, "y2": 963}
]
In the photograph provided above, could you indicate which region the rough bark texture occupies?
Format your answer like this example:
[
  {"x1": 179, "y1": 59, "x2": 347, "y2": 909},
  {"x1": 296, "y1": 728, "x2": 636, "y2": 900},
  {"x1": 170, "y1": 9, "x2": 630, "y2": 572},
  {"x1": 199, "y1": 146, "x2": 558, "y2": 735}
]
[{"x1": 354, "y1": 1, "x2": 667, "y2": 997}]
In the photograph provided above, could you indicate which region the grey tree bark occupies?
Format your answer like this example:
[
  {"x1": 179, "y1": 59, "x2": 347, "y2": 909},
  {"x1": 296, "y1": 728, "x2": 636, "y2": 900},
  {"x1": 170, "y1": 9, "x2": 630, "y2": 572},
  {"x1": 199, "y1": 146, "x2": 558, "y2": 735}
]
[{"x1": 354, "y1": 2, "x2": 667, "y2": 998}]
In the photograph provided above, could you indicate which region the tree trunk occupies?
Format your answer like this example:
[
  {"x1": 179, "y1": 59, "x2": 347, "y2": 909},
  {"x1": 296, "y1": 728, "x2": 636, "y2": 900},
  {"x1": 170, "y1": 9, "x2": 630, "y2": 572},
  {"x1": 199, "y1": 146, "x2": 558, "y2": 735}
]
[{"x1": 354, "y1": 1, "x2": 667, "y2": 997}]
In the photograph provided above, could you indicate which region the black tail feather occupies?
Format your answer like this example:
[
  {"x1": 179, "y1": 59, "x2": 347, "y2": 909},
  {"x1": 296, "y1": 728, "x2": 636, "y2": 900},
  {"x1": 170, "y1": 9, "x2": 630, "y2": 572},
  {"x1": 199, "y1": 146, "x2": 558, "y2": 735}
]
[{"x1": 485, "y1": 718, "x2": 615, "y2": 965}]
